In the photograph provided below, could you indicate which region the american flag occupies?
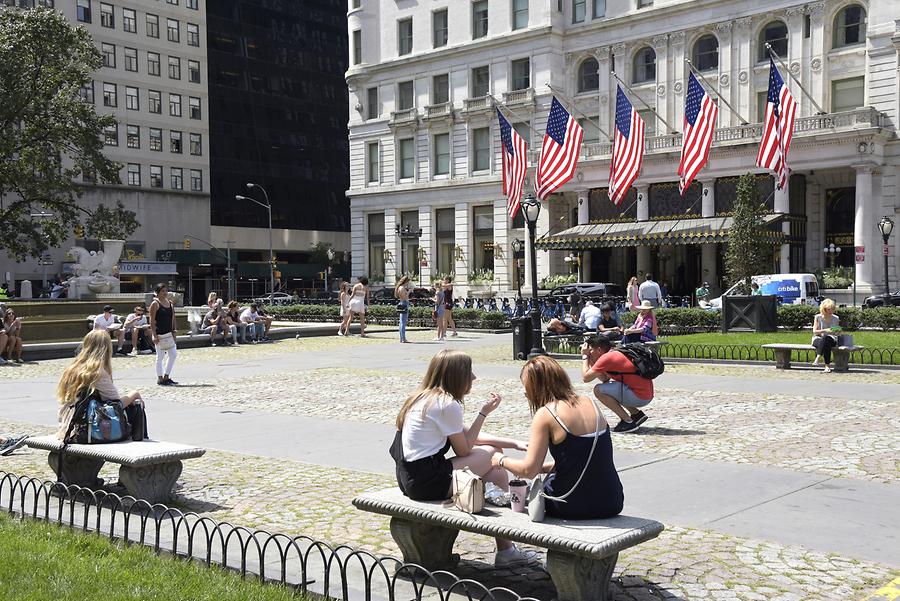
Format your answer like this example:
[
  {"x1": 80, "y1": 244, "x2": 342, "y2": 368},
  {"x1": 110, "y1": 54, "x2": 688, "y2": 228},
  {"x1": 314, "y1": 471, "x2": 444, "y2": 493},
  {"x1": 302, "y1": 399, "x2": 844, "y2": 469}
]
[
  {"x1": 756, "y1": 59, "x2": 797, "y2": 189},
  {"x1": 609, "y1": 86, "x2": 645, "y2": 205},
  {"x1": 497, "y1": 108, "x2": 527, "y2": 218},
  {"x1": 535, "y1": 97, "x2": 583, "y2": 200},
  {"x1": 678, "y1": 72, "x2": 718, "y2": 196}
]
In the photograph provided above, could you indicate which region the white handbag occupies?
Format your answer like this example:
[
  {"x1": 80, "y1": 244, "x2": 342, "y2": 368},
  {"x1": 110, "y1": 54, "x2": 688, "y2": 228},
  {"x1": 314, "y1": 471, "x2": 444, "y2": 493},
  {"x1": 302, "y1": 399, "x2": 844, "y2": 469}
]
[
  {"x1": 449, "y1": 468, "x2": 485, "y2": 514},
  {"x1": 156, "y1": 332, "x2": 176, "y2": 351}
]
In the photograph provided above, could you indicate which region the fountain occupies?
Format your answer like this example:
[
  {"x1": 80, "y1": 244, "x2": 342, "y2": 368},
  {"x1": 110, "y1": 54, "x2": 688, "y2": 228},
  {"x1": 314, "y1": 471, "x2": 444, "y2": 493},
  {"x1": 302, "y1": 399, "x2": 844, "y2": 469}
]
[{"x1": 65, "y1": 239, "x2": 123, "y2": 300}]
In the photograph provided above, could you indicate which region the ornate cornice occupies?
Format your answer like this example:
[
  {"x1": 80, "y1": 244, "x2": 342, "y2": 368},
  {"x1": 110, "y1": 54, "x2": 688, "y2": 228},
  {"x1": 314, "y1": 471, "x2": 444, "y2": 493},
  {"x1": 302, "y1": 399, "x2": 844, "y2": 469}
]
[
  {"x1": 806, "y1": 1, "x2": 826, "y2": 24},
  {"x1": 595, "y1": 46, "x2": 611, "y2": 63},
  {"x1": 651, "y1": 34, "x2": 669, "y2": 49},
  {"x1": 670, "y1": 31, "x2": 686, "y2": 46},
  {"x1": 735, "y1": 17, "x2": 752, "y2": 31}
]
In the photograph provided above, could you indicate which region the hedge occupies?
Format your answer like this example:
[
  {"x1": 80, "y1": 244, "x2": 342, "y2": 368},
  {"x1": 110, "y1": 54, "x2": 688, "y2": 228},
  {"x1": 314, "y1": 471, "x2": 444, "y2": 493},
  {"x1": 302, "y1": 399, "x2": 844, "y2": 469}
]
[{"x1": 267, "y1": 304, "x2": 509, "y2": 329}]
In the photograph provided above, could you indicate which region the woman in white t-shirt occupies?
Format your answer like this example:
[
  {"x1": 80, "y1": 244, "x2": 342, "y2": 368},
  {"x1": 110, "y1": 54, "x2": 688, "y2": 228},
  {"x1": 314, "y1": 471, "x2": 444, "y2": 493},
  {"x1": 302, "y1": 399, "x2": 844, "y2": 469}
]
[{"x1": 390, "y1": 349, "x2": 537, "y2": 567}]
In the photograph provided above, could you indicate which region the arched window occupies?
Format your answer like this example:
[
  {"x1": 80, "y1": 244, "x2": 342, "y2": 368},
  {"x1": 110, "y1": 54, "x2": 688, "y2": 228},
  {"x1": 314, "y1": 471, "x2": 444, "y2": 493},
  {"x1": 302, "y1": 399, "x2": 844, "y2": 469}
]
[
  {"x1": 833, "y1": 4, "x2": 866, "y2": 48},
  {"x1": 692, "y1": 35, "x2": 719, "y2": 72},
  {"x1": 758, "y1": 21, "x2": 788, "y2": 62},
  {"x1": 577, "y1": 58, "x2": 599, "y2": 92},
  {"x1": 632, "y1": 47, "x2": 656, "y2": 84}
]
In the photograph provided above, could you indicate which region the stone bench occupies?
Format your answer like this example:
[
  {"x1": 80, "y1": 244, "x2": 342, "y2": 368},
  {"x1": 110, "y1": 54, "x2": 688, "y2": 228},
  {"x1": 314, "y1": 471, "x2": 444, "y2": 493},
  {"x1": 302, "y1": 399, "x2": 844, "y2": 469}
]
[
  {"x1": 25, "y1": 435, "x2": 205, "y2": 504},
  {"x1": 353, "y1": 488, "x2": 664, "y2": 601},
  {"x1": 761, "y1": 343, "x2": 865, "y2": 372}
]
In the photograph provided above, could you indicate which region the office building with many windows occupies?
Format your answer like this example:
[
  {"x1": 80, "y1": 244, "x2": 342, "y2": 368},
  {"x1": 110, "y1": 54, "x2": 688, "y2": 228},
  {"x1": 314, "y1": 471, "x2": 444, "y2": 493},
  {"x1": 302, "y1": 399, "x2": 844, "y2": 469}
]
[{"x1": 346, "y1": 0, "x2": 898, "y2": 298}]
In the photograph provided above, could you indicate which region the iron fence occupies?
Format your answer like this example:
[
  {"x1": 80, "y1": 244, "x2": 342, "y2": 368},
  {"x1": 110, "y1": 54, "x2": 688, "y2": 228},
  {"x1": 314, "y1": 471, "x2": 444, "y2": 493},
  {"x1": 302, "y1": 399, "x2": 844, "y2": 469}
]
[{"x1": 0, "y1": 472, "x2": 541, "y2": 601}]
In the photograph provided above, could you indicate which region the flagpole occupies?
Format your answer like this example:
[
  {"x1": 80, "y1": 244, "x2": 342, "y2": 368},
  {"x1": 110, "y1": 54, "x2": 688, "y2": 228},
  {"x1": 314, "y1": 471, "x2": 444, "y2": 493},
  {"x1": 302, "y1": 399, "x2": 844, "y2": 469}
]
[
  {"x1": 545, "y1": 84, "x2": 613, "y2": 141},
  {"x1": 684, "y1": 60, "x2": 749, "y2": 125},
  {"x1": 765, "y1": 44, "x2": 826, "y2": 115},
  {"x1": 610, "y1": 71, "x2": 678, "y2": 134},
  {"x1": 490, "y1": 95, "x2": 539, "y2": 147}
]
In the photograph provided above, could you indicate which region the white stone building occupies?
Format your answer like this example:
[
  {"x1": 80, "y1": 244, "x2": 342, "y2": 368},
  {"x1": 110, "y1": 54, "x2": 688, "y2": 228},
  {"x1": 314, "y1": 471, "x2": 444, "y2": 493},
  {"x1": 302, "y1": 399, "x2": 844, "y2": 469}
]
[
  {"x1": 1, "y1": 0, "x2": 210, "y2": 293},
  {"x1": 345, "y1": 0, "x2": 898, "y2": 298}
]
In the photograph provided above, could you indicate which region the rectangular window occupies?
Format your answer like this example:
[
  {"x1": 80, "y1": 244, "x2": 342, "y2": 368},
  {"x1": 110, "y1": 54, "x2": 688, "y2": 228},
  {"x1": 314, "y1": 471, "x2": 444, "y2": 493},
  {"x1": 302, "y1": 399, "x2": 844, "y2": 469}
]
[
  {"x1": 186, "y1": 0, "x2": 197, "y2": 8},
  {"x1": 472, "y1": 205, "x2": 495, "y2": 272},
  {"x1": 433, "y1": 133, "x2": 450, "y2": 176},
  {"x1": 398, "y1": 18, "x2": 413, "y2": 55},
  {"x1": 168, "y1": 56, "x2": 181, "y2": 79},
  {"x1": 126, "y1": 125, "x2": 140, "y2": 148},
  {"x1": 148, "y1": 52, "x2": 160, "y2": 76},
  {"x1": 472, "y1": 0, "x2": 488, "y2": 39},
  {"x1": 637, "y1": 109, "x2": 656, "y2": 137},
  {"x1": 511, "y1": 58, "x2": 530, "y2": 90},
  {"x1": 512, "y1": 0, "x2": 529, "y2": 29},
  {"x1": 578, "y1": 117, "x2": 600, "y2": 143},
  {"x1": 436, "y1": 208, "x2": 455, "y2": 275},
  {"x1": 351, "y1": 0, "x2": 360, "y2": 7},
  {"x1": 103, "y1": 124, "x2": 118, "y2": 146},
  {"x1": 188, "y1": 60, "x2": 201, "y2": 83},
  {"x1": 125, "y1": 86, "x2": 139, "y2": 110},
  {"x1": 79, "y1": 81, "x2": 95, "y2": 104},
  {"x1": 433, "y1": 9, "x2": 448, "y2": 48},
  {"x1": 167, "y1": 0, "x2": 178, "y2": 4},
  {"x1": 367, "y1": 142, "x2": 379, "y2": 183},
  {"x1": 122, "y1": 8, "x2": 136, "y2": 32},
  {"x1": 167, "y1": 18, "x2": 179, "y2": 43},
  {"x1": 101, "y1": 43, "x2": 115, "y2": 68},
  {"x1": 397, "y1": 80, "x2": 414, "y2": 110},
  {"x1": 432, "y1": 74, "x2": 449, "y2": 105},
  {"x1": 757, "y1": 90, "x2": 767, "y2": 123},
  {"x1": 593, "y1": 0, "x2": 606, "y2": 18},
  {"x1": 102, "y1": 82, "x2": 116, "y2": 107},
  {"x1": 170, "y1": 130, "x2": 182, "y2": 153},
  {"x1": 366, "y1": 87, "x2": 378, "y2": 119},
  {"x1": 832, "y1": 77, "x2": 864, "y2": 112},
  {"x1": 127, "y1": 163, "x2": 141, "y2": 186},
  {"x1": 99, "y1": 2, "x2": 112, "y2": 27},
  {"x1": 189, "y1": 96, "x2": 201, "y2": 119},
  {"x1": 170, "y1": 167, "x2": 183, "y2": 190},
  {"x1": 367, "y1": 213, "x2": 386, "y2": 280},
  {"x1": 169, "y1": 93, "x2": 182, "y2": 117},
  {"x1": 471, "y1": 65, "x2": 490, "y2": 97},
  {"x1": 472, "y1": 127, "x2": 490, "y2": 171},
  {"x1": 572, "y1": 0, "x2": 585, "y2": 23},
  {"x1": 150, "y1": 165, "x2": 163, "y2": 188},
  {"x1": 146, "y1": 13, "x2": 159, "y2": 38},
  {"x1": 637, "y1": 0, "x2": 652, "y2": 7},
  {"x1": 190, "y1": 169, "x2": 202, "y2": 191},
  {"x1": 190, "y1": 133, "x2": 202, "y2": 155},
  {"x1": 149, "y1": 128, "x2": 162, "y2": 151},
  {"x1": 352, "y1": 30, "x2": 361, "y2": 65},
  {"x1": 77, "y1": 0, "x2": 91, "y2": 23},
  {"x1": 187, "y1": 23, "x2": 200, "y2": 46},
  {"x1": 399, "y1": 138, "x2": 414, "y2": 179},
  {"x1": 148, "y1": 90, "x2": 161, "y2": 114},
  {"x1": 124, "y1": 47, "x2": 138, "y2": 72}
]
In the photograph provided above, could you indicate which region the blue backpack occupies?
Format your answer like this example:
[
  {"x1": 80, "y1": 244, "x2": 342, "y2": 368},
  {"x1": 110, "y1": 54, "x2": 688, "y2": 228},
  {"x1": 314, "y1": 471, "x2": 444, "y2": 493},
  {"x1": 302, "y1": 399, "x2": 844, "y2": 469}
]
[{"x1": 63, "y1": 389, "x2": 132, "y2": 444}]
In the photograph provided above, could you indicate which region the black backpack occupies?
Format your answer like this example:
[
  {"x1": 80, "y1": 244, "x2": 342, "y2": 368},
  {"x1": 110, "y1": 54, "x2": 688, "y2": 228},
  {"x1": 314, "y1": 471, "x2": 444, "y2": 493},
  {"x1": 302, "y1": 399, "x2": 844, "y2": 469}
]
[{"x1": 614, "y1": 343, "x2": 665, "y2": 380}]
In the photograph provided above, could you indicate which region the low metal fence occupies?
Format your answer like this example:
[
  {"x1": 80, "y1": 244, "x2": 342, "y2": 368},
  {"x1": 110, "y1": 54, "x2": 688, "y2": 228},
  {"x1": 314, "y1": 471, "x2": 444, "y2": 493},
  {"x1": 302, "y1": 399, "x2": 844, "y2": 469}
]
[{"x1": 0, "y1": 472, "x2": 539, "y2": 601}]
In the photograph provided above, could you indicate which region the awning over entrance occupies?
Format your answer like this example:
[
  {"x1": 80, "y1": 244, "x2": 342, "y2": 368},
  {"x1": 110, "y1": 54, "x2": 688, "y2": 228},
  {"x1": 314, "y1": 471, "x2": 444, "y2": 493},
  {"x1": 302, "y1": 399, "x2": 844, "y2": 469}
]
[{"x1": 535, "y1": 214, "x2": 785, "y2": 250}]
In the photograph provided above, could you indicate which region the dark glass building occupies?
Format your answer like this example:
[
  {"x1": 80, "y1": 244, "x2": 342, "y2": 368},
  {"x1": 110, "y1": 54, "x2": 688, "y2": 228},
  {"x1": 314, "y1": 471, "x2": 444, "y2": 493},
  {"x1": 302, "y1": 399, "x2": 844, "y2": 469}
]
[{"x1": 207, "y1": 0, "x2": 349, "y2": 233}]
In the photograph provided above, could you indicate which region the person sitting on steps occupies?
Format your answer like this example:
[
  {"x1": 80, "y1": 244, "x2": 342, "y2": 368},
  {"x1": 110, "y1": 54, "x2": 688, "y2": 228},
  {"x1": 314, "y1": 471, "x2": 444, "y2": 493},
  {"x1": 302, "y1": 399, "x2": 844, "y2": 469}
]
[
  {"x1": 581, "y1": 335, "x2": 654, "y2": 434},
  {"x1": 93, "y1": 305, "x2": 127, "y2": 355}
]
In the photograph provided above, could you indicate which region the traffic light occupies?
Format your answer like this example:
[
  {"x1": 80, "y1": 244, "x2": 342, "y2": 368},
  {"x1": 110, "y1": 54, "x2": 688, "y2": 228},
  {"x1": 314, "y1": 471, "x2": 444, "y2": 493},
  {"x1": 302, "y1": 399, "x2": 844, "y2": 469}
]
[{"x1": 183, "y1": 238, "x2": 191, "y2": 249}]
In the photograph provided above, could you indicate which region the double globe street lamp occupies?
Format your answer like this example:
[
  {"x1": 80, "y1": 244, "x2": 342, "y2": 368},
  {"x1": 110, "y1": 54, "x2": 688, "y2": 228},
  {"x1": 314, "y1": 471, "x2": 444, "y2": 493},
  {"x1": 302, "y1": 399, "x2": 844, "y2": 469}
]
[{"x1": 521, "y1": 193, "x2": 546, "y2": 358}]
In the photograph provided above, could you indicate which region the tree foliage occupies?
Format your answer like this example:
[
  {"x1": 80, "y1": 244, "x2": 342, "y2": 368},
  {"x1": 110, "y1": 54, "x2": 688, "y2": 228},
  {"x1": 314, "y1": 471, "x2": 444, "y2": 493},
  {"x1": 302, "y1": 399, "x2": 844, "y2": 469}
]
[
  {"x1": 724, "y1": 173, "x2": 774, "y2": 293},
  {"x1": 0, "y1": 8, "x2": 136, "y2": 261}
]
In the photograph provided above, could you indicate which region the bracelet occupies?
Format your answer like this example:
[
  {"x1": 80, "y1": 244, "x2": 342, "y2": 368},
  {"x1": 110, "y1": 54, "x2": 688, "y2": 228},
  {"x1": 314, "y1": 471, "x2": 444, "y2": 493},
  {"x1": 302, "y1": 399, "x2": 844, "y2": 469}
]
[
  {"x1": 478, "y1": 412, "x2": 487, "y2": 419},
  {"x1": 499, "y1": 456, "x2": 506, "y2": 468}
]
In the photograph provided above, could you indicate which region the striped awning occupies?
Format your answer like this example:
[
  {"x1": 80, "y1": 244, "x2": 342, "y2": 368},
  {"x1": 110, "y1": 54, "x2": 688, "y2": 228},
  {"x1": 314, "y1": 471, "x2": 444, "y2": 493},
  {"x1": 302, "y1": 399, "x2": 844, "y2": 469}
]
[{"x1": 535, "y1": 214, "x2": 786, "y2": 250}]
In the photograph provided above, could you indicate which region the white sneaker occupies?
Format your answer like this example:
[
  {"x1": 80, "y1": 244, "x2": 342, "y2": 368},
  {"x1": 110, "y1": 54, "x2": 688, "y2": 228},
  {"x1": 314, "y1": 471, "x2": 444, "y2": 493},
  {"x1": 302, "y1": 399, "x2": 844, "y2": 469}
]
[
  {"x1": 823, "y1": 366, "x2": 832, "y2": 373},
  {"x1": 337, "y1": 330, "x2": 344, "y2": 336},
  {"x1": 813, "y1": 356, "x2": 821, "y2": 366},
  {"x1": 495, "y1": 545, "x2": 541, "y2": 567}
]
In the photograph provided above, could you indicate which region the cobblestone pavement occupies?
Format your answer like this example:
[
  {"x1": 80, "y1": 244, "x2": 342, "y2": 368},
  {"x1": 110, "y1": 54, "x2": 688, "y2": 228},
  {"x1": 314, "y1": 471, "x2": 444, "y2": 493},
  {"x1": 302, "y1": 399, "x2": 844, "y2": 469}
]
[{"x1": 0, "y1": 418, "x2": 893, "y2": 601}]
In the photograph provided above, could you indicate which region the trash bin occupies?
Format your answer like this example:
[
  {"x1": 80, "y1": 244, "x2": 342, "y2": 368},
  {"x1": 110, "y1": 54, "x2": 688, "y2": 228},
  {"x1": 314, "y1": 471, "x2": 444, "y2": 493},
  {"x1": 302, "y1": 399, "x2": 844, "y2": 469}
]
[{"x1": 511, "y1": 316, "x2": 532, "y2": 360}]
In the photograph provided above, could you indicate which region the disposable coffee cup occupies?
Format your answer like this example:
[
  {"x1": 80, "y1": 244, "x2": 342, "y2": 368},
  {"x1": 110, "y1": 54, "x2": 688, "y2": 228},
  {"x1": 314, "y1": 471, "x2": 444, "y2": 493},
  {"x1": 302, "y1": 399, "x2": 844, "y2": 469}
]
[{"x1": 509, "y1": 479, "x2": 527, "y2": 513}]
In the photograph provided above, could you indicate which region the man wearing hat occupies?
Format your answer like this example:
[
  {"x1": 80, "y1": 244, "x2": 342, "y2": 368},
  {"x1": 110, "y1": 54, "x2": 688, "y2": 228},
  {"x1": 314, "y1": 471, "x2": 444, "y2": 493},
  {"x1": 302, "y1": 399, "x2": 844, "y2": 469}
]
[
  {"x1": 695, "y1": 281, "x2": 710, "y2": 306},
  {"x1": 93, "y1": 304, "x2": 127, "y2": 354}
]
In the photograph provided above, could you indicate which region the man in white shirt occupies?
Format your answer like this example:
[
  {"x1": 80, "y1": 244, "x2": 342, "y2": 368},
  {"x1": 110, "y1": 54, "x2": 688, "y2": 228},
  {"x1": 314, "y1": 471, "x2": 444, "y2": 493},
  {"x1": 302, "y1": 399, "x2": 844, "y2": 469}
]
[
  {"x1": 123, "y1": 306, "x2": 153, "y2": 355},
  {"x1": 93, "y1": 305, "x2": 126, "y2": 354},
  {"x1": 638, "y1": 274, "x2": 663, "y2": 308},
  {"x1": 578, "y1": 300, "x2": 603, "y2": 331},
  {"x1": 239, "y1": 302, "x2": 266, "y2": 342}
]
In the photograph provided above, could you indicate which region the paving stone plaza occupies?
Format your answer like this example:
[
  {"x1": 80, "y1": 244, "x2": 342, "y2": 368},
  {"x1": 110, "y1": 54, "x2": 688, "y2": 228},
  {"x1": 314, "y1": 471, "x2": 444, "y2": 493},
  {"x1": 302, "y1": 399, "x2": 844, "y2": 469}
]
[{"x1": 1, "y1": 330, "x2": 898, "y2": 600}]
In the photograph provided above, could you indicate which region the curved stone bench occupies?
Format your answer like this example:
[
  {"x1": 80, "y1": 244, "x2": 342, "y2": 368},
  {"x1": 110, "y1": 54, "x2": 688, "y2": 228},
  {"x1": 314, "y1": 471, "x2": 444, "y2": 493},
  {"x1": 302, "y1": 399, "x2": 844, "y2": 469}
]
[
  {"x1": 25, "y1": 435, "x2": 205, "y2": 504},
  {"x1": 761, "y1": 343, "x2": 864, "y2": 372},
  {"x1": 353, "y1": 488, "x2": 664, "y2": 601}
]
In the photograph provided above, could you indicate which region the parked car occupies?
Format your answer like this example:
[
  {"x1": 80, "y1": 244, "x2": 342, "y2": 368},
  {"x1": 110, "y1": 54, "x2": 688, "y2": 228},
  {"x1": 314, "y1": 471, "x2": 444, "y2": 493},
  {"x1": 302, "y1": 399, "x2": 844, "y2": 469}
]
[
  {"x1": 254, "y1": 292, "x2": 294, "y2": 306},
  {"x1": 545, "y1": 282, "x2": 624, "y2": 303},
  {"x1": 863, "y1": 290, "x2": 900, "y2": 308}
]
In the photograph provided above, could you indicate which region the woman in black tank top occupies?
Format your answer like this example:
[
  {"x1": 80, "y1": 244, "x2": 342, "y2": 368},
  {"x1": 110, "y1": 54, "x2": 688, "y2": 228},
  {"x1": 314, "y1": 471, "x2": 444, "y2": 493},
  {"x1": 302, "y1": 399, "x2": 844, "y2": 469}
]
[
  {"x1": 443, "y1": 276, "x2": 458, "y2": 337},
  {"x1": 149, "y1": 283, "x2": 178, "y2": 386}
]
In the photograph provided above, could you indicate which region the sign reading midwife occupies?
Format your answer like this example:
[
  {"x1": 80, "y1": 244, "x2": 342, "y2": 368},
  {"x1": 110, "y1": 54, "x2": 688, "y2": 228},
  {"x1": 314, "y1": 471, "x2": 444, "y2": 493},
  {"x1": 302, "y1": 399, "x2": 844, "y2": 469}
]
[{"x1": 118, "y1": 262, "x2": 178, "y2": 275}]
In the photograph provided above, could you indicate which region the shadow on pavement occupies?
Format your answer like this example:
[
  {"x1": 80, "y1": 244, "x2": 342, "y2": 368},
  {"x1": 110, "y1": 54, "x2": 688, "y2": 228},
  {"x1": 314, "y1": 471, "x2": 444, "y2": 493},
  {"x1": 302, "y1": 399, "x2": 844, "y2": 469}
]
[{"x1": 634, "y1": 426, "x2": 706, "y2": 436}]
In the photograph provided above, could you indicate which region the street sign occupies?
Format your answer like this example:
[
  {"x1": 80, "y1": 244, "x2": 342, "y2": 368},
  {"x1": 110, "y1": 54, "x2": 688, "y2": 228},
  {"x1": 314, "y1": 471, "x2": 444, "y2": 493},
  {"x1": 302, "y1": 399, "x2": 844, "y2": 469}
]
[
  {"x1": 856, "y1": 253, "x2": 865, "y2": 264},
  {"x1": 855, "y1": 246, "x2": 865, "y2": 264},
  {"x1": 884, "y1": 244, "x2": 890, "y2": 256}
]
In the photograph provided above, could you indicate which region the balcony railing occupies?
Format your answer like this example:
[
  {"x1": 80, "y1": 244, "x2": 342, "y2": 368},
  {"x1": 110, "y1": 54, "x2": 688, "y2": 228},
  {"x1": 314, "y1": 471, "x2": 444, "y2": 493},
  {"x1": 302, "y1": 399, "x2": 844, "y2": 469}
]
[
  {"x1": 423, "y1": 102, "x2": 452, "y2": 120},
  {"x1": 389, "y1": 107, "x2": 418, "y2": 126},
  {"x1": 502, "y1": 88, "x2": 534, "y2": 106},
  {"x1": 462, "y1": 96, "x2": 493, "y2": 114},
  {"x1": 580, "y1": 107, "x2": 889, "y2": 160}
]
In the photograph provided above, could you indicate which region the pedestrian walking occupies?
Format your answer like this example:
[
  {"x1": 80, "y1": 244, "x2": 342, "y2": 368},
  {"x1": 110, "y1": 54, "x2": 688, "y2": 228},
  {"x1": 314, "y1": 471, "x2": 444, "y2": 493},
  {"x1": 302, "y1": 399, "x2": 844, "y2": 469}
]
[
  {"x1": 348, "y1": 276, "x2": 370, "y2": 337},
  {"x1": 337, "y1": 281, "x2": 351, "y2": 336},
  {"x1": 443, "y1": 276, "x2": 458, "y2": 337},
  {"x1": 638, "y1": 274, "x2": 663, "y2": 308},
  {"x1": 625, "y1": 276, "x2": 639, "y2": 311},
  {"x1": 396, "y1": 275, "x2": 410, "y2": 343},
  {"x1": 433, "y1": 280, "x2": 446, "y2": 341},
  {"x1": 149, "y1": 283, "x2": 178, "y2": 386}
]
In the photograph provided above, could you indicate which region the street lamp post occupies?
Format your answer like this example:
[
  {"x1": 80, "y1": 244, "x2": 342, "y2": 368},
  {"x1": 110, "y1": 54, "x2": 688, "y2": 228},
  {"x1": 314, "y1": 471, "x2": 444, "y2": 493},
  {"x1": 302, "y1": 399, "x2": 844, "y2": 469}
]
[
  {"x1": 878, "y1": 216, "x2": 894, "y2": 298},
  {"x1": 236, "y1": 183, "x2": 274, "y2": 296},
  {"x1": 184, "y1": 234, "x2": 234, "y2": 301},
  {"x1": 521, "y1": 194, "x2": 546, "y2": 358},
  {"x1": 823, "y1": 243, "x2": 841, "y2": 269},
  {"x1": 30, "y1": 211, "x2": 54, "y2": 292},
  {"x1": 325, "y1": 247, "x2": 335, "y2": 293},
  {"x1": 564, "y1": 251, "x2": 581, "y2": 282},
  {"x1": 511, "y1": 238, "x2": 524, "y2": 302}
]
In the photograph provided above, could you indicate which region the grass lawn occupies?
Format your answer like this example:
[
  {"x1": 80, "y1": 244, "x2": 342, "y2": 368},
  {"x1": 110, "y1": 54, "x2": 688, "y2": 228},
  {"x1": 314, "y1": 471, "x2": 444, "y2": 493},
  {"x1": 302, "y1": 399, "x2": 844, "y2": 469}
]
[
  {"x1": 667, "y1": 331, "x2": 900, "y2": 348},
  {"x1": 0, "y1": 514, "x2": 301, "y2": 600}
]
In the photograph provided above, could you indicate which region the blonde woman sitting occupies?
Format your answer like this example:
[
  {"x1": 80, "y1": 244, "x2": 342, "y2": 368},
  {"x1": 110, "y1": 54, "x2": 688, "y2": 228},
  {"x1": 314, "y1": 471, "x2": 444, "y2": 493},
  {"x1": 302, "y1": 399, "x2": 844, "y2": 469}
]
[
  {"x1": 390, "y1": 349, "x2": 537, "y2": 567},
  {"x1": 812, "y1": 298, "x2": 840, "y2": 373},
  {"x1": 57, "y1": 330, "x2": 146, "y2": 441}
]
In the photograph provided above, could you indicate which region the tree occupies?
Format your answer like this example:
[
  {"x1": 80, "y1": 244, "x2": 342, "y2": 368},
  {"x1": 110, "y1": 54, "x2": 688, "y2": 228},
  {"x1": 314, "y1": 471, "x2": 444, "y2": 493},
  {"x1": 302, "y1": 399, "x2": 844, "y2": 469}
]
[
  {"x1": 724, "y1": 173, "x2": 774, "y2": 293},
  {"x1": 0, "y1": 7, "x2": 136, "y2": 261}
]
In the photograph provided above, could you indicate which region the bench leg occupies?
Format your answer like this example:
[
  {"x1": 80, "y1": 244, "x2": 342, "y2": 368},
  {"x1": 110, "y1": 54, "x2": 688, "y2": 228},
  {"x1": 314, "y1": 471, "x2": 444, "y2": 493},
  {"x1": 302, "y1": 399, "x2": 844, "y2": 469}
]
[
  {"x1": 773, "y1": 349, "x2": 792, "y2": 370},
  {"x1": 118, "y1": 461, "x2": 183, "y2": 504},
  {"x1": 546, "y1": 550, "x2": 618, "y2": 601},
  {"x1": 389, "y1": 517, "x2": 459, "y2": 570},
  {"x1": 833, "y1": 352, "x2": 850, "y2": 372},
  {"x1": 48, "y1": 452, "x2": 104, "y2": 488}
]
